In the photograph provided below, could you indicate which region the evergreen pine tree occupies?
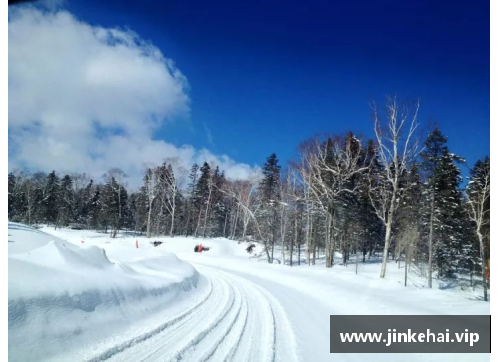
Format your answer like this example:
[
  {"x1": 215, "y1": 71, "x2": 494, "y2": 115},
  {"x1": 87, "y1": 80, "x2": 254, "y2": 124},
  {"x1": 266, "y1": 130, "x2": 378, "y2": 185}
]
[
  {"x1": 58, "y1": 175, "x2": 74, "y2": 227},
  {"x1": 432, "y1": 147, "x2": 468, "y2": 278},
  {"x1": 259, "y1": 153, "x2": 281, "y2": 204},
  {"x1": 8, "y1": 172, "x2": 24, "y2": 221},
  {"x1": 420, "y1": 127, "x2": 449, "y2": 287},
  {"x1": 88, "y1": 185, "x2": 102, "y2": 229},
  {"x1": 43, "y1": 171, "x2": 60, "y2": 225},
  {"x1": 193, "y1": 162, "x2": 211, "y2": 237},
  {"x1": 258, "y1": 153, "x2": 281, "y2": 263},
  {"x1": 210, "y1": 167, "x2": 227, "y2": 237},
  {"x1": 78, "y1": 179, "x2": 94, "y2": 226},
  {"x1": 101, "y1": 175, "x2": 128, "y2": 237}
]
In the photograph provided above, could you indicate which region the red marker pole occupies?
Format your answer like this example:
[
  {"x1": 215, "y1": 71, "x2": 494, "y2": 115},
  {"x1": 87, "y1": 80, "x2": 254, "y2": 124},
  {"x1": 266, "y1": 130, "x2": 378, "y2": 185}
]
[{"x1": 136, "y1": 240, "x2": 139, "y2": 249}]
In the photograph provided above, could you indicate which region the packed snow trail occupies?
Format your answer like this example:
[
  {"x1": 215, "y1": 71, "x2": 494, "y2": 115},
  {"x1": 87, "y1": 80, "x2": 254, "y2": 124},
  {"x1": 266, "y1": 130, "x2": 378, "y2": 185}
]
[{"x1": 102, "y1": 265, "x2": 298, "y2": 362}]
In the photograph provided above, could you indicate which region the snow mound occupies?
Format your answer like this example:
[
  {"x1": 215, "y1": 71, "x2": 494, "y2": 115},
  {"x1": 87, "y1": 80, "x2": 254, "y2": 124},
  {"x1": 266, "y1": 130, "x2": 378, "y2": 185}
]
[
  {"x1": 8, "y1": 222, "x2": 74, "y2": 255},
  {"x1": 8, "y1": 223, "x2": 201, "y2": 362}
]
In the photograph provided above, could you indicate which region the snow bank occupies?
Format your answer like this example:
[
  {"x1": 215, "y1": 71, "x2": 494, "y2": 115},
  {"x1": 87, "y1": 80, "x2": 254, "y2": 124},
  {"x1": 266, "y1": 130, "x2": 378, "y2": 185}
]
[
  {"x1": 8, "y1": 223, "x2": 201, "y2": 362},
  {"x1": 8, "y1": 222, "x2": 73, "y2": 255}
]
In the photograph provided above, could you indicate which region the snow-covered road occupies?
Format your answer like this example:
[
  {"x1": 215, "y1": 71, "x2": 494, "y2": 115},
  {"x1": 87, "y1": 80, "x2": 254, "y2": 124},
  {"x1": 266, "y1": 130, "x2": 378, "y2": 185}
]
[{"x1": 103, "y1": 265, "x2": 298, "y2": 362}]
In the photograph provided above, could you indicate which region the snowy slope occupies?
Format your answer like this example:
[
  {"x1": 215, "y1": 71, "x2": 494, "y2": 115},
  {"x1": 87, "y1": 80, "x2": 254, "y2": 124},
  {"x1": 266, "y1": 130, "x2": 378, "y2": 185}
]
[
  {"x1": 8, "y1": 225, "x2": 489, "y2": 361},
  {"x1": 8, "y1": 222, "x2": 75, "y2": 255},
  {"x1": 8, "y1": 223, "x2": 201, "y2": 362}
]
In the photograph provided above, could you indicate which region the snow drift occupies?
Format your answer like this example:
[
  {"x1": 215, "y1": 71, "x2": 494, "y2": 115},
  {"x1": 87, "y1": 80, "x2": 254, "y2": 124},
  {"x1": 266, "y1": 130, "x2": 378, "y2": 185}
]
[{"x1": 8, "y1": 223, "x2": 201, "y2": 362}]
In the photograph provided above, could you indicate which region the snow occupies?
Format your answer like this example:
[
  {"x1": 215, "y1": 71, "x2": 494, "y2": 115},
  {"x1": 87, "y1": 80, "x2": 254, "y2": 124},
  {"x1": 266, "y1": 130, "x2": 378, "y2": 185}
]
[
  {"x1": 8, "y1": 223, "x2": 489, "y2": 361},
  {"x1": 8, "y1": 223, "x2": 200, "y2": 362},
  {"x1": 8, "y1": 222, "x2": 73, "y2": 255}
]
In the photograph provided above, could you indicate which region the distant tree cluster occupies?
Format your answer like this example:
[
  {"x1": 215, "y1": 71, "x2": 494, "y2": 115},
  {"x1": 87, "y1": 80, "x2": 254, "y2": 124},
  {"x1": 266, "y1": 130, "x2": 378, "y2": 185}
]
[{"x1": 8, "y1": 96, "x2": 490, "y2": 300}]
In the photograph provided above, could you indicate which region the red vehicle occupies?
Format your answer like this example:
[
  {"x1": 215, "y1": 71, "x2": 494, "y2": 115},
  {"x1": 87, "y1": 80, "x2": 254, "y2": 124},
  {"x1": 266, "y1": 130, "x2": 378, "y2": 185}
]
[{"x1": 194, "y1": 244, "x2": 210, "y2": 253}]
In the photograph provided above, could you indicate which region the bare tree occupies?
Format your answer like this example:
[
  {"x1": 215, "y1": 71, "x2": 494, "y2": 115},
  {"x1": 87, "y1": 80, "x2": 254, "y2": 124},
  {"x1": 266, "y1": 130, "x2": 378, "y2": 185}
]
[
  {"x1": 398, "y1": 227, "x2": 419, "y2": 287},
  {"x1": 71, "y1": 173, "x2": 91, "y2": 193},
  {"x1": 299, "y1": 134, "x2": 368, "y2": 267},
  {"x1": 202, "y1": 168, "x2": 215, "y2": 238},
  {"x1": 142, "y1": 167, "x2": 157, "y2": 238},
  {"x1": 215, "y1": 181, "x2": 268, "y2": 258},
  {"x1": 369, "y1": 96, "x2": 420, "y2": 278},
  {"x1": 226, "y1": 177, "x2": 260, "y2": 241},
  {"x1": 293, "y1": 146, "x2": 315, "y2": 266},
  {"x1": 278, "y1": 172, "x2": 292, "y2": 265},
  {"x1": 466, "y1": 158, "x2": 490, "y2": 301},
  {"x1": 161, "y1": 159, "x2": 187, "y2": 236}
]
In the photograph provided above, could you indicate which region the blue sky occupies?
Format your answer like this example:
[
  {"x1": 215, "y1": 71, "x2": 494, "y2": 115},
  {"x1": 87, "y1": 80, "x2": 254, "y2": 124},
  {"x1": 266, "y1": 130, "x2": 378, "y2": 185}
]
[
  {"x1": 9, "y1": 0, "x2": 489, "y2": 183},
  {"x1": 64, "y1": 0, "x2": 489, "y2": 169}
]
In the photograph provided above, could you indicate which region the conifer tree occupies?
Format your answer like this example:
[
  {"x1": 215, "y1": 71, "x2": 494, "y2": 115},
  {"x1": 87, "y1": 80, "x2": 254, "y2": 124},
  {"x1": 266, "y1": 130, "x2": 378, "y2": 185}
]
[
  {"x1": 43, "y1": 171, "x2": 60, "y2": 226},
  {"x1": 8, "y1": 172, "x2": 24, "y2": 221},
  {"x1": 58, "y1": 175, "x2": 74, "y2": 227},
  {"x1": 88, "y1": 185, "x2": 102, "y2": 229},
  {"x1": 432, "y1": 148, "x2": 468, "y2": 278},
  {"x1": 420, "y1": 127, "x2": 448, "y2": 287},
  {"x1": 193, "y1": 162, "x2": 212, "y2": 237},
  {"x1": 101, "y1": 171, "x2": 128, "y2": 237},
  {"x1": 258, "y1": 153, "x2": 281, "y2": 263}
]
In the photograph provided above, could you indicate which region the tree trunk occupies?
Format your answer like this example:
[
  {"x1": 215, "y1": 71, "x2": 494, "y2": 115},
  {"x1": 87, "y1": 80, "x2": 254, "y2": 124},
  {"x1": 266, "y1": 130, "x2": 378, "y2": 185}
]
[
  {"x1": 291, "y1": 216, "x2": 297, "y2": 266},
  {"x1": 477, "y1": 231, "x2": 488, "y2": 301},
  {"x1": 170, "y1": 205, "x2": 175, "y2": 237},
  {"x1": 194, "y1": 203, "x2": 203, "y2": 237},
  {"x1": 281, "y1": 212, "x2": 286, "y2": 265},
  {"x1": 380, "y1": 219, "x2": 392, "y2": 278},
  {"x1": 156, "y1": 203, "x2": 163, "y2": 237},
  {"x1": 147, "y1": 201, "x2": 153, "y2": 238},
  {"x1": 380, "y1": 190, "x2": 396, "y2": 278},
  {"x1": 312, "y1": 242, "x2": 316, "y2": 265},
  {"x1": 223, "y1": 212, "x2": 228, "y2": 238},
  {"x1": 242, "y1": 217, "x2": 249, "y2": 242},
  {"x1": 271, "y1": 211, "x2": 276, "y2": 262},
  {"x1": 229, "y1": 204, "x2": 238, "y2": 239},
  {"x1": 405, "y1": 243, "x2": 411, "y2": 287},
  {"x1": 263, "y1": 240, "x2": 272, "y2": 263},
  {"x1": 428, "y1": 193, "x2": 435, "y2": 288},
  {"x1": 202, "y1": 201, "x2": 211, "y2": 238},
  {"x1": 343, "y1": 240, "x2": 348, "y2": 265},
  {"x1": 325, "y1": 213, "x2": 332, "y2": 268},
  {"x1": 298, "y1": 237, "x2": 301, "y2": 266},
  {"x1": 306, "y1": 210, "x2": 311, "y2": 266},
  {"x1": 355, "y1": 248, "x2": 359, "y2": 274}
]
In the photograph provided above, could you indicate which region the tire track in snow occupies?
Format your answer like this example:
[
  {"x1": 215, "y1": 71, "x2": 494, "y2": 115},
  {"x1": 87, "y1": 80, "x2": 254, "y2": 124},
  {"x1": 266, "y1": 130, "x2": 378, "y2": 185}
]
[
  {"x1": 181, "y1": 276, "x2": 245, "y2": 361},
  {"x1": 225, "y1": 269, "x2": 277, "y2": 362},
  {"x1": 187, "y1": 265, "x2": 298, "y2": 362},
  {"x1": 93, "y1": 263, "x2": 298, "y2": 362},
  {"x1": 113, "y1": 272, "x2": 233, "y2": 362},
  {"x1": 87, "y1": 277, "x2": 214, "y2": 362},
  {"x1": 164, "y1": 273, "x2": 239, "y2": 361}
]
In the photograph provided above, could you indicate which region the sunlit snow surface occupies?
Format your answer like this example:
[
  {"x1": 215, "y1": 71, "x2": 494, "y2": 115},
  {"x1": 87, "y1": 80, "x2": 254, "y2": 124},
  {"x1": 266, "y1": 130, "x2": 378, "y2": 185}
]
[{"x1": 8, "y1": 223, "x2": 489, "y2": 361}]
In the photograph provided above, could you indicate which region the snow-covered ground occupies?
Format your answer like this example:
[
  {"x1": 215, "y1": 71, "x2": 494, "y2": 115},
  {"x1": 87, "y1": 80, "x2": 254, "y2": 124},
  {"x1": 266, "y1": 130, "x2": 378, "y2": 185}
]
[{"x1": 8, "y1": 223, "x2": 489, "y2": 361}]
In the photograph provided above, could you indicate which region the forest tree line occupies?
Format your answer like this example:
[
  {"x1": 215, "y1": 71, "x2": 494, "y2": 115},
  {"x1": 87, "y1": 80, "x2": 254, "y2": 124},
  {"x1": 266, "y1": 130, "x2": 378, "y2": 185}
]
[{"x1": 8, "y1": 97, "x2": 490, "y2": 300}]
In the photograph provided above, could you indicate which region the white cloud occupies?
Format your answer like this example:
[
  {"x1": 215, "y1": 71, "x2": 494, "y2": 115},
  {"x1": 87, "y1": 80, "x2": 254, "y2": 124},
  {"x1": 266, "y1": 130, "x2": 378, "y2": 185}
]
[{"x1": 8, "y1": 7, "x2": 259, "y2": 188}]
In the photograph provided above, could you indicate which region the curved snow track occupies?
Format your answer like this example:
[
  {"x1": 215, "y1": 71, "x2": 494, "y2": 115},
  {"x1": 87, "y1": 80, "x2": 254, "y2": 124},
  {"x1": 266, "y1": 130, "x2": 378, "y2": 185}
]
[{"x1": 95, "y1": 265, "x2": 298, "y2": 362}]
